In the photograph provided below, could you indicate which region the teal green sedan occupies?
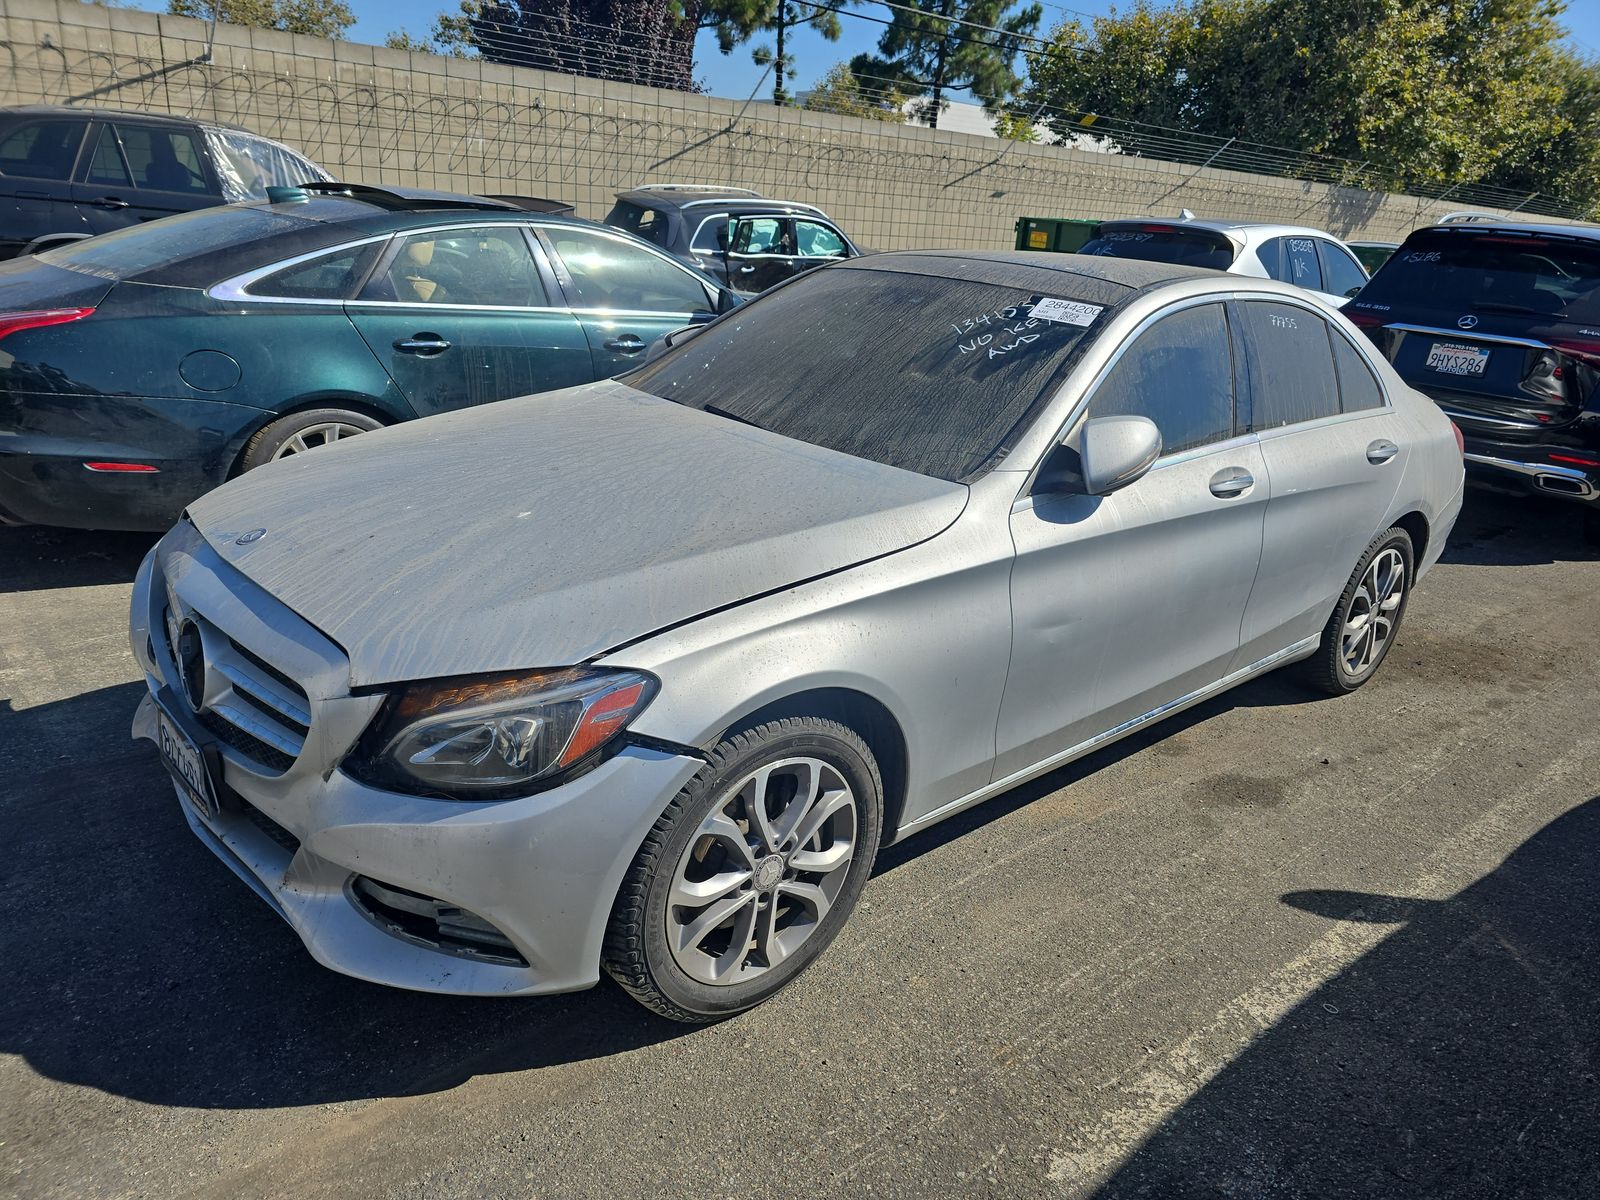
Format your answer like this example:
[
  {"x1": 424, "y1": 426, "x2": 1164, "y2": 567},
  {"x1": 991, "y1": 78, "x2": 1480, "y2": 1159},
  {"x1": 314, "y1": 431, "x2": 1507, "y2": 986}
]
[{"x1": 0, "y1": 183, "x2": 738, "y2": 530}]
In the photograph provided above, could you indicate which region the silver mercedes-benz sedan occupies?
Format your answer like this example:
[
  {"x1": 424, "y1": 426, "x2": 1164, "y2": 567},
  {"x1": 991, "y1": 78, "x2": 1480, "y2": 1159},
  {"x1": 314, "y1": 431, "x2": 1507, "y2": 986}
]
[{"x1": 130, "y1": 252, "x2": 1464, "y2": 1022}]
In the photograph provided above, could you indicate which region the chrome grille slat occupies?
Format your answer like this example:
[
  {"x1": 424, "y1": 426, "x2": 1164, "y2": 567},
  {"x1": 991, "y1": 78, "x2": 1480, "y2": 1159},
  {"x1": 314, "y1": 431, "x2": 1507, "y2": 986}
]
[
  {"x1": 208, "y1": 697, "x2": 306, "y2": 758},
  {"x1": 214, "y1": 660, "x2": 312, "y2": 729}
]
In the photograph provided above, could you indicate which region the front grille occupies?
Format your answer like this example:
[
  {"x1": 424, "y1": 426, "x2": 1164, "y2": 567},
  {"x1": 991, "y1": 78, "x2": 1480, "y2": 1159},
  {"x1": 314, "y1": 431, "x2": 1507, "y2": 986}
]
[
  {"x1": 160, "y1": 599, "x2": 312, "y2": 775},
  {"x1": 242, "y1": 801, "x2": 301, "y2": 854}
]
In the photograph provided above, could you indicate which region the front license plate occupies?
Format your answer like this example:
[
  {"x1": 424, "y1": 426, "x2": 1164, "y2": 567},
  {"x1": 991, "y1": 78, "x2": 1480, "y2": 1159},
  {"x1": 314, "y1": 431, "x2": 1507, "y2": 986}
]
[
  {"x1": 1425, "y1": 342, "x2": 1490, "y2": 376},
  {"x1": 157, "y1": 706, "x2": 217, "y2": 820}
]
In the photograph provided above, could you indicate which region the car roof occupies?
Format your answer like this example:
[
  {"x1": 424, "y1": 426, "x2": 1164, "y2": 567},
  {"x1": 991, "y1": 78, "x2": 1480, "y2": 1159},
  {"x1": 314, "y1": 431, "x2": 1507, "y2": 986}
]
[
  {"x1": 844, "y1": 248, "x2": 1224, "y2": 293},
  {"x1": 615, "y1": 187, "x2": 827, "y2": 217},
  {"x1": 1407, "y1": 220, "x2": 1600, "y2": 241},
  {"x1": 1099, "y1": 216, "x2": 1344, "y2": 241},
  {"x1": 0, "y1": 103, "x2": 254, "y2": 136}
]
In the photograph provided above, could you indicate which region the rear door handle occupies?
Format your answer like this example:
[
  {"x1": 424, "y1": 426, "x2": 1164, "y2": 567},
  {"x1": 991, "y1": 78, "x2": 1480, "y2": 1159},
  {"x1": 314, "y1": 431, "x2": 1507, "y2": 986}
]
[
  {"x1": 393, "y1": 334, "x2": 451, "y2": 355},
  {"x1": 1209, "y1": 468, "x2": 1255, "y2": 498},
  {"x1": 1367, "y1": 439, "x2": 1399, "y2": 464},
  {"x1": 603, "y1": 335, "x2": 646, "y2": 354},
  {"x1": 89, "y1": 196, "x2": 130, "y2": 209},
  {"x1": 738, "y1": 265, "x2": 756, "y2": 274}
]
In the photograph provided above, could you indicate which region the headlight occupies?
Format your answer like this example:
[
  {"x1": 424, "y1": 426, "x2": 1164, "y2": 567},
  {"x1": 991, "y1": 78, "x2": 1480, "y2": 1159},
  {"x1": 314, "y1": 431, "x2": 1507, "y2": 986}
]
[{"x1": 343, "y1": 667, "x2": 657, "y2": 799}]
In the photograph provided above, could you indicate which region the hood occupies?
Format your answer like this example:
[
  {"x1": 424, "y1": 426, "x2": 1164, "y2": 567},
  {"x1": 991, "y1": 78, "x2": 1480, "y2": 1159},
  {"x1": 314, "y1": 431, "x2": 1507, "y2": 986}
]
[{"x1": 188, "y1": 382, "x2": 967, "y2": 687}]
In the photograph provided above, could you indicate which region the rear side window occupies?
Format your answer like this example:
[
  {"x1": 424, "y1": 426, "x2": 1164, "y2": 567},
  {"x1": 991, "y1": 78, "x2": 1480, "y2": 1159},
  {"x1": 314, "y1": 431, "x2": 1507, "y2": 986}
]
[
  {"x1": 366, "y1": 227, "x2": 547, "y2": 307},
  {"x1": 1356, "y1": 230, "x2": 1600, "y2": 325},
  {"x1": 0, "y1": 120, "x2": 88, "y2": 180},
  {"x1": 1318, "y1": 241, "x2": 1368, "y2": 298},
  {"x1": 117, "y1": 125, "x2": 210, "y2": 194},
  {"x1": 690, "y1": 215, "x2": 730, "y2": 253},
  {"x1": 1079, "y1": 225, "x2": 1236, "y2": 272},
  {"x1": 82, "y1": 126, "x2": 132, "y2": 187},
  {"x1": 249, "y1": 242, "x2": 384, "y2": 300},
  {"x1": 1332, "y1": 333, "x2": 1385, "y2": 412},
  {"x1": 797, "y1": 220, "x2": 848, "y2": 258},
  {"x1": 731, "y1": 218, "x2": 785, "y2": 254},
  {"x1": 1268, "y1": 236, "x2": 1323, "y2": 292},
  {"x1": 1088, "y1": 303, "x2": 1236, "y2": 455},
  {"x1": 1237, "y1": 301, "x2": 1340, "y2": 428}
]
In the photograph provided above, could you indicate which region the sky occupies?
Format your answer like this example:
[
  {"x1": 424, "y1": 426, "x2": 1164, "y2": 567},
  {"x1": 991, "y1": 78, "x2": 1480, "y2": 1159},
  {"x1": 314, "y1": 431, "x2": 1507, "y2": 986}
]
[{"x1": 129, "y1": 1, "x2": 1600, "y2": 103}]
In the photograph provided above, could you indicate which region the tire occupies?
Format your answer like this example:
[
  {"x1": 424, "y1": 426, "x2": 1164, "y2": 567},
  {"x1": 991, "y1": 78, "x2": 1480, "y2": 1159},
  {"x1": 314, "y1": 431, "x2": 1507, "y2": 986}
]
[
  {"x1": 603, "y1": 717, "x2": 884, "y2": 1023},
  {"x1": 1298, "y1": 526, "x2": 1414, "y2": 696},
  {"x1": 238, "y1": 408, "x2": 382, "y2": 472}
]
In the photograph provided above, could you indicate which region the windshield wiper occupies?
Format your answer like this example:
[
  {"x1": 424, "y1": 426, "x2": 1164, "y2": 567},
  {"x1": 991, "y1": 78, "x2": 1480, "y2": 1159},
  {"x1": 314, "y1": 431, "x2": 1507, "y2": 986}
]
[
  {"x1": 1471, "y1": 302, "x2": 1545, "y2": 315},
  {"x1": 703, "y1": 404, "x2": 765, "y2": 431}
]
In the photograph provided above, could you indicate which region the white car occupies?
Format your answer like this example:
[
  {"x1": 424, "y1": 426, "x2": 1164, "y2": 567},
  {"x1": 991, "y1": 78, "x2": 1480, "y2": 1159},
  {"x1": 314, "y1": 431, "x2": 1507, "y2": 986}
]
[{"x1": 1079, "y1": 216, "x2": 1370, "y2": 308}]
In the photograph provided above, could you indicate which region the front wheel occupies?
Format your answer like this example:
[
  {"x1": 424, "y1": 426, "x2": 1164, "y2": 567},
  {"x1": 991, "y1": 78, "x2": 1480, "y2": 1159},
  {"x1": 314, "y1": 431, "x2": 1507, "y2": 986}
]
[
  {"x1": 1298, "y1": 526, "x2": 1414, "y2": 695},
  {"x1": 603, "y1": 717, "x2": 883, "y2": 1022}
]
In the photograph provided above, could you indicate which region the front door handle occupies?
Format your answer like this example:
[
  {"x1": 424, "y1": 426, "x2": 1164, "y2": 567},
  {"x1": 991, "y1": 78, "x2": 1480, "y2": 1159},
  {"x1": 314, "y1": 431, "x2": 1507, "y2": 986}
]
[
  {"x1": 89, "y1": 196, "x2": 130, "y2": 209},
  {"x1": 1367, "y1": 438, "x2": 1399, "y2": 465},
  {"x1": 603, "y1": 334, "x2": 646, "y2": 354},
  {"x1": 393, "y1": 333, "x2": 451, "y2": 355},
  {"x1": 1209, "y1": 468, "x2": 1255, "y2": 498},
  {"x1": 738, "y1": 265, "x2": 756, "y2": 274}
]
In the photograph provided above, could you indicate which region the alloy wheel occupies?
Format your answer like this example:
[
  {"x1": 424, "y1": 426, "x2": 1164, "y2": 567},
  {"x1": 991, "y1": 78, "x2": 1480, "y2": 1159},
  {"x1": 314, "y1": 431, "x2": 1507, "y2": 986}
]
[
  {"x1": 270, "y1": 421, "x2": 369, "y2": 459},
  {"x1": 666, "y1": 757, "x2": 858, "y2": 986},
  {"x1": 1340, "y1": 547, "x2": 1406, "y2": 678}
]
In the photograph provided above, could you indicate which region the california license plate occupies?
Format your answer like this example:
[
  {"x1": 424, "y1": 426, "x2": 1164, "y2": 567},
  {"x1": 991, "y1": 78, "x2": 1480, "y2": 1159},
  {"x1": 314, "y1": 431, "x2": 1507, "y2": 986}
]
[
  {"x1": 157, "y1": 705, "x2": 217, "y2": 820},
  {"x1": 1425, "y1": 342, "x2": 1490, "y2": 376}
]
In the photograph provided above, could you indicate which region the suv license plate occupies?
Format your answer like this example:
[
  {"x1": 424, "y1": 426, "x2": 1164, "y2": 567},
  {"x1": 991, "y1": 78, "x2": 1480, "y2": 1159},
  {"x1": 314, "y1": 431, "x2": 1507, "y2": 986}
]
[
  {"x1": 158, "y1": 706, "x2": 218, "y2": 820},
  {"x1": 1426, "y1": 343, "x2": 1490, "y2": 376}
]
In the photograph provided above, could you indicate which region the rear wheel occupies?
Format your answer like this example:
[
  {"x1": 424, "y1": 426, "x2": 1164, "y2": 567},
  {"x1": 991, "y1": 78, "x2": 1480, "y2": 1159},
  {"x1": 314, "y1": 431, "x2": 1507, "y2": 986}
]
[
  {"x1": 239, "y1": 408, "x2": 382, "y2": 472},
  {"x1": 1299, "y1": 526, "x2": 1413, "y2": 695},
  {"x1": 603, "y1": 717, "x2": 883, "y2": 1023}
]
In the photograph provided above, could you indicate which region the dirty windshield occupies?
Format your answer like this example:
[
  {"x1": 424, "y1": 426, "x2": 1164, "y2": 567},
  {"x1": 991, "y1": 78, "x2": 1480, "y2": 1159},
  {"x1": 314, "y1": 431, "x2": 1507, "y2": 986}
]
[{"x1": 626, "y1": 264, "x2": 1113, "y2": 481}]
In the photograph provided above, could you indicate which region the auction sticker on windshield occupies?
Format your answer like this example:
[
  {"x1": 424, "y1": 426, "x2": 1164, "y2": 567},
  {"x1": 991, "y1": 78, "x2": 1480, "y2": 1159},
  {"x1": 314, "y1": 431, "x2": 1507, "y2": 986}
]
[
  {"x1": 1031, "y1": 297, "x2": 1104, "y2": 326},
  {"x1": 1425, "y1": 342, "x2": 1491, "y2": 377}
]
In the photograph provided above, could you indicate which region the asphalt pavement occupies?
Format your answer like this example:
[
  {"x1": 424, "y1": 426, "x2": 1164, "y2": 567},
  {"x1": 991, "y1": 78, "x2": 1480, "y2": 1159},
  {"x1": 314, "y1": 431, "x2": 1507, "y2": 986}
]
[{"x1": 2, "y1": 487, "x2": 1597, "y2": 1199}]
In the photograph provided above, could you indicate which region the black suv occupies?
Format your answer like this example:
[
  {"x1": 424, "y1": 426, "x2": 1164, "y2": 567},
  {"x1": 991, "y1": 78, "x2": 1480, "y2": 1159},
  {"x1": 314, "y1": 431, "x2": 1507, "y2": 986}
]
[
  {"x1": 1348, "y1": 221, "x2": 1600, "y2": 543},
  {"x1": 603, "y1": 184, "x2": 862, "y2": 293},
  {"x1": 0, "y1": 105, "x2": 329, "y2": 260}
]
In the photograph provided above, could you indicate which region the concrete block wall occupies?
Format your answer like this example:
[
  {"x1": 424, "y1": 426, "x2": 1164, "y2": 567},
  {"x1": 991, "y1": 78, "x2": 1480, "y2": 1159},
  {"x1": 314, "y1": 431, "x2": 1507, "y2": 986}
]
[{"x1": 0, "y1": 0, "x2": 1536, "y2": 248}]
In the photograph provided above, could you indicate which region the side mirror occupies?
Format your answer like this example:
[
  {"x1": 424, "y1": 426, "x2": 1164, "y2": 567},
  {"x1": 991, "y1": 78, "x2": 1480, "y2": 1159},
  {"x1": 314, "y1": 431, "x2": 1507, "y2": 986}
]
[
  {"x1": 715, "y1": 286, "x2": 742, "y2": 314},
  {"x1": 1079, "y1": 415, "x2": 1162, "y2": 495},
  {"x1": 642, "y1": 324, "x2": 701, "y2": 365}
]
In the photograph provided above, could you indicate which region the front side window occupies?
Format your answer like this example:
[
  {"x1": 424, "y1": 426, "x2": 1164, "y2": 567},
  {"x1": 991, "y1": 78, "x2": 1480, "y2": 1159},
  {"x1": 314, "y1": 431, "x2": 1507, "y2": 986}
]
[
  {"x1": 249, "y1": 242, "x2": 384, "y2": 300},
  {"x1": 1237, "y1": 300, "x2": 1340, "y2": 428},
  {"x1": 117, "y1": 125, "x2": 210, "y2": 194},
  {"x1": 627, "y1": 263, "x2": 1114, "y2": 481},
  {"x1": 0, "y1": 120, "x2": 89, "y2": 181},
  {"x1": 367, "y1": 227, "x2": 546, "y2": 307},
  {"x1": 796, "y1": 220, "x2": 848, "y2": 259},
  {"x1": 1087, "y1": 303, "x2": 1236, "y2": 455},
  {"x1": 1318, "y1": 240, "x2": 1368, "y2": 298},
  {"x1": 545, "y1": 227, "x2": 711, "y2": 313},
  {"x1": 690, "y1": 214, "x2": 731, "y2": 253}
]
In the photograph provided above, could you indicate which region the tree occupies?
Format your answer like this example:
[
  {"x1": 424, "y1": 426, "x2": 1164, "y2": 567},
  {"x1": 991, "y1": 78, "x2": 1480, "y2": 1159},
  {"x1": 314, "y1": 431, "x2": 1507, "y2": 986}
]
[
  {"x1": 849, "y1": 0, "x2": 1043, "y2": 129},
  {"x1": 802, "y1": 61, "x2": 909, "y2": 121},
  {"x1": 384, "y1": 0, "x2": 479, "y2": 56},
  {"x1": 167, "y1": 0, "x2": 356, "y2": 39},
  {"x1": 1021, "y1": 0, "x2": 1600, "y2": 213},
  {"x1": 729, "y1": 2, "x2": 858, "y2": 106}
]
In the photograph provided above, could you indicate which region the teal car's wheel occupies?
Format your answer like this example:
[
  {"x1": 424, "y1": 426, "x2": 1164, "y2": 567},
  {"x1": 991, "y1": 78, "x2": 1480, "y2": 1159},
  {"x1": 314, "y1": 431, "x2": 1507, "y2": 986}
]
[{"x1": 240, "y1": 408, "x2": 382, "y2": 471}]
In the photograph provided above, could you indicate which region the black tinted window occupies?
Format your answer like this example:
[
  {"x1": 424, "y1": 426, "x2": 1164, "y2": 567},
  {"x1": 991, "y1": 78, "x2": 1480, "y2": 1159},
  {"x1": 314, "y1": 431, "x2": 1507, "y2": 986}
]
[
  {"x1": 0, "y1": 120, "x2": 87, "y2": 180},
  {"x1": 627, "y1": 265, "x2": 1112, "y2": 481},
  {"x1": 1280, "y1": 236, "x2": 1323, "y2": 291},
  {"x1": 1237, "y1": 301, "x2": 1340, "y2": 428},
  {"x1": 1356, "y1": 230, "x2": 1600, "y2": 325},
  {"x1": 1089, "y1": 303, "x2": 1236, "y2": 454},
  {"x1": 117, "y1": 125, "x2": 210, "y2": 194},
  {"x1": 250, "y1": 242, "x2": 384, "y2": 300},
  {"x1": 690, "y1": 215, "x2": 731, "y2": 253},
  {"x1": 603, "y1": 201, "x2": 671, "y2": 248},
  {"x1": 1080, "y1": 226, "x2": 1236, "y2": 272},
  {"x1": 83, "y1": 126, "x2": 131, "y2": 187},
  {"x1": 1318, "y1": 241, "x2": 1368, "y2": 298},
  {"x1": 1332, "y1": 332, "x2": 1385, "y2": 412}
]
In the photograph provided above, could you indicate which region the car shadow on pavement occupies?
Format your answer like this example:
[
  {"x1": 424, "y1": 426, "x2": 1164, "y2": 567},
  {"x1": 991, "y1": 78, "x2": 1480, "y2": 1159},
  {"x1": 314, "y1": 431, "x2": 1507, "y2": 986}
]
[
  {"x1": 1441, "y1": 487, "x2": 1597, "y2": 567},
  {"x1": 0, "y1": 682, "x2": 691, "y2": 1112},
  {"x1": 1084, "y1": 795, "x2": 1600, "y2": 1199},
  {"x1": 0, "y1": 526, "x2": 158, "y2": 592}
]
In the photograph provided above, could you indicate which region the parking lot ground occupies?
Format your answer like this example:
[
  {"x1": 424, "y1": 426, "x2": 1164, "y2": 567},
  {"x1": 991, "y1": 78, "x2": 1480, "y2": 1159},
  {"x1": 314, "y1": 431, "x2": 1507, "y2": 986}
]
[{"x1": 2, "y1": 488, "x2": 1598, "y2": 1200}]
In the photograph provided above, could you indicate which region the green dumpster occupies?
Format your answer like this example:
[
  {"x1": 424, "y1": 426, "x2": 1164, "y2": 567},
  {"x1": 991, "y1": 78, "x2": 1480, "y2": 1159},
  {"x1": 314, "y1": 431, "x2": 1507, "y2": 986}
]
[{"x1": 1014, "y1": 216, "x2": 1099, "y2": 254}]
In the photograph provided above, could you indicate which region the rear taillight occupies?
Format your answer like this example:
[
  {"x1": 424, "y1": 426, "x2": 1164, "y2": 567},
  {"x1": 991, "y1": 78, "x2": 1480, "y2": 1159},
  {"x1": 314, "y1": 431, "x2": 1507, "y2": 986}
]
[
  {"x1": 1450, "y1": 421, "x2": 1464, "y2": 455},
  {"x1": 0, "y1": 307, "x2": 95, "y2": 342},
  {"x1": 1545, "y1": 337, "x2": 1600, "y2": 370},
  {"x1": 1344, "y1": 309, "x2": 1384, "y2": 328},
  {"x1": 1549, "y1": 451, "x2": 1599, "y2": 468}
]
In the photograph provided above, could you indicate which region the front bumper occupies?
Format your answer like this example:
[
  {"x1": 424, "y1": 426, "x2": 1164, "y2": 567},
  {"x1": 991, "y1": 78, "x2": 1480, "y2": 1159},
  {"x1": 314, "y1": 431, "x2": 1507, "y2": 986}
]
[{"x1": 130, "y1": 527, "x2": 704, "y2": 997}]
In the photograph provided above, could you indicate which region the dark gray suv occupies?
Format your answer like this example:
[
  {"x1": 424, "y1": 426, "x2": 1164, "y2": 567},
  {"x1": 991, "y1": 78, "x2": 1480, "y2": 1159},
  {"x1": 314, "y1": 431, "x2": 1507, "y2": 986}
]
[
  {"x1": 603, "y1": 184, "x2": 862, "y2": 293},
  {"x1": 0, "y1": 105, "x2": 330, "y2": 260}
]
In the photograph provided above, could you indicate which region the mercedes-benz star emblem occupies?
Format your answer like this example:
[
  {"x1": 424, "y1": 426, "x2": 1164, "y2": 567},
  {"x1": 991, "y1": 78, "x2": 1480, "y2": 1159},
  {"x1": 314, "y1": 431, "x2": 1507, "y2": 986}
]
[
  {"x1": 236, "y1": 528, "x2": 267, "y2": 545},
  {"x1": 1457, "y1": 314, "x2": 1479, "y2": 330},
  {"x1": 176, "y1": 619, "x2": 206, "y2": 711}
]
